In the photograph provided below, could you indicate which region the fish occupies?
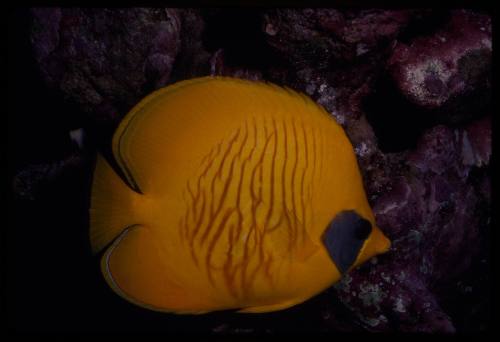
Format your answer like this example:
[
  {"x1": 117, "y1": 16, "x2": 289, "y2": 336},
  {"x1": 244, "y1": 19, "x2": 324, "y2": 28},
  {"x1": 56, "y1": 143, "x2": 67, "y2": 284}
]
[{"x1": 89, "y1": 76, "x2": 391, "y2": 314}]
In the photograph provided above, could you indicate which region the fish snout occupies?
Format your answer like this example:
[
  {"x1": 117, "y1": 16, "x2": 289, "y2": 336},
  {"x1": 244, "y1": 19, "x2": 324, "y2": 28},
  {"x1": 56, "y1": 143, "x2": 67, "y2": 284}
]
[{"x1": 371, "y1": 225, "x2": 391, "y2": 254}]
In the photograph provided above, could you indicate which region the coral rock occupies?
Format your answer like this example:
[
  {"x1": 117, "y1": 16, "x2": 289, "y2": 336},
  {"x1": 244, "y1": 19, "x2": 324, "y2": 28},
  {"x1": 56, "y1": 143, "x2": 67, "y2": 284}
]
[
  {"x1": 263, "y1": 9, "x2": 416, "y2": 66},
  {"x1": 388, "y1": 10, "x2": 491, "y2": 111},
  {"x1": 337, "y1": 120, "x2": 489, "y2": 332},
  {"x1": 169, "y1": 8, "x2": 212, "y2": 81},
  {"x1": 31, "y1": 8, "x2": 182, "y2": 126},
  {"x1": 460, "y1": 115, "x2": 491, "y2": 167},
  {"x1": 209, "y1": 49, "x2": 263, "y2": 81}
]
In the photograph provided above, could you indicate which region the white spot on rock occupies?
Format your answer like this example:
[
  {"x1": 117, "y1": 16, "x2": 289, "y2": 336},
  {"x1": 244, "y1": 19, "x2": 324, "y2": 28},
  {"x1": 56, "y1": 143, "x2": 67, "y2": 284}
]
[
  {"x1": 334, "y1": 274, "x2": 352, "y2": 292},
  {"x1": 358, "y1": 283, "x2": 385, "y2": 310},
  {"x1": 327, "y1": 109, "x2": 345, "y2": 126},
  {"x1": 305, "y1": 83, "x2": 316, "y2": 95},
  {"x1": 361, "y1": 314, "x2": 388, "y2": 327},
  {"x1": 356, "y1": 43, "x2": 369, "y2": 56},
  {"x1": 404, "y1": 59, "x2": 452, "y2": 106},
  {"x1": 393, "y1": 297, "x2": 406, "y2": 313},
  {"x1": 69, "y1": 128, "x2": 85, "y2": 150},
  {"x1": 381, "y1": 272, "x2": 391, "y2": 283},
  {"x1": 481, "y1": 38, "x2": 492, "y2": 49},
  {"x1": 354, "y1": 142, "x2": 371, "y2": 157},
  {"x1": 461, "y1": 130, "x2": 476, "y2": 166},
  {"x1": 265, "y1": 23, "x2": 278, "y2": 36}
]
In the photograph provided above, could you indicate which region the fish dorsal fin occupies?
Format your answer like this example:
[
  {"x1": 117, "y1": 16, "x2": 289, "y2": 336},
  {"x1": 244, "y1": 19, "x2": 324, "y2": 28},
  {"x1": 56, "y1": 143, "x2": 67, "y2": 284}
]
[
  {"x1": 101, "y1": 225, "x2": 215, "y2": 314},
  {"x1": 112, "y1": 77, "x2": 216, "y2": 193},
  {"x1": 111, "y1": 76, "x2": 338, "y2": 195}
]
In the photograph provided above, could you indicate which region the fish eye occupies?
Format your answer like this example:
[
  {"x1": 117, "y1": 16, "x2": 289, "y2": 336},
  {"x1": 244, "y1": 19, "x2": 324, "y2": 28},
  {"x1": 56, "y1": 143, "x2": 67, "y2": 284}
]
[{"x1": 354, "y1": 219, "x2": 372, "y2": 240}]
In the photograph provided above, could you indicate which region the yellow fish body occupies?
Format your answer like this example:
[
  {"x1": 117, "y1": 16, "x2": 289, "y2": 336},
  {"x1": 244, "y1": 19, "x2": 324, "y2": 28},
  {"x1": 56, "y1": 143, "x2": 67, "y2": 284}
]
[{"x1": 90, "y1": 77, "x2": 390, "y2": 314}]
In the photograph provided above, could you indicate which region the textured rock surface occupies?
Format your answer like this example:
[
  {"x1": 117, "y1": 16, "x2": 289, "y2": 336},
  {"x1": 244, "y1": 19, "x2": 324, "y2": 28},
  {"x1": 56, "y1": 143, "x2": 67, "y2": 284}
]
[
  {"x1": 335, "y1": 121, "x2": 490, "y2": 332},
  {"x1": 263, "y1": 9, "x2": 419, "y2": 65},
  {"x1": 388, "y1": 10, "x2": 491, "y2": 113},
  {"x1": 12, "y1": 7, "x2": 491, "y2": 333},
  {"x1": 169, "y1": 8, "x2": 212, "y2": 82},
  {"x1": 31, "y1": 8, "x2": 182, "y2": 126},
  {"x1": 209, "y1": 49, "x2": 263, "y2": 81}
]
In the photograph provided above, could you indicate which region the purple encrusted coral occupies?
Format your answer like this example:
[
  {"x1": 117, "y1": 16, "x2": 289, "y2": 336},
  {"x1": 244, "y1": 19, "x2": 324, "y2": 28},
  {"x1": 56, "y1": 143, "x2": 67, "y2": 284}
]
[
  {"x1": 388, "y1": 10, "x2": 491, "y2": 110},
  {"x1": 336, "y1": 121, "x2": 490, "y2": 332},
  {"x1": 31, "y1": 8, "x2": 182, "y2": 125}
]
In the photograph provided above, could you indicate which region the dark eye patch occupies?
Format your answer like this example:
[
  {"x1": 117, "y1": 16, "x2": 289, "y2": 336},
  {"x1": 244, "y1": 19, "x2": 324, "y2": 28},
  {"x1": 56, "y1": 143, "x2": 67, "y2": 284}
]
[
  {"x1": 354, "y1": 219, "x2": 372, "y2": 240},
  {"x1": 321, "y1": 210, "x2": 373, "y2": 274}
]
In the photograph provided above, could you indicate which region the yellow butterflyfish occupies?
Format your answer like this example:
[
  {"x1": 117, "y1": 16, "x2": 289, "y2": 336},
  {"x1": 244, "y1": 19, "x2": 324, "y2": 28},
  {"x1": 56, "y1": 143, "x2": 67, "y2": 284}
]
[{"x1": 89, "y1": 76, "x2": 391, "y2": 314}]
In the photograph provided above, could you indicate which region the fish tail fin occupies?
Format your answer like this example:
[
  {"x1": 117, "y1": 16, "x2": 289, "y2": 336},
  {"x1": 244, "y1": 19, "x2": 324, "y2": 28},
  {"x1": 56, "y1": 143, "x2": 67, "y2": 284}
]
[{"x1": 90, "y1": 154, "x2": 142, "y2": 254}]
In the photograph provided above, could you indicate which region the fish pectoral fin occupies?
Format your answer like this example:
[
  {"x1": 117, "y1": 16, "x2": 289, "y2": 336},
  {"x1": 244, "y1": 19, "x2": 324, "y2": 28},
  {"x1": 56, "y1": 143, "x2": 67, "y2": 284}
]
[
  {"x1": 294, "y1": 236, "x2": 319, "y2": 261},
  {"x1": 101, "y1": 225, "x2": 211, "y2": 314},
  {"x1": 237, "y1": 299, "x2": 302, "y2": 313},
  {"x1": 267, "y1": 222, "x2": 319, "y2": 262}
]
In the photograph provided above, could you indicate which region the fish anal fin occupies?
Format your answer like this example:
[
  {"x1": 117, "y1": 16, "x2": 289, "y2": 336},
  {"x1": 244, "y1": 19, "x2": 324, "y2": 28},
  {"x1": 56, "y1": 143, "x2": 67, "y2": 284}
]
[{"x1": 101, "y1": 225, "x2": 213, "y2": 314}]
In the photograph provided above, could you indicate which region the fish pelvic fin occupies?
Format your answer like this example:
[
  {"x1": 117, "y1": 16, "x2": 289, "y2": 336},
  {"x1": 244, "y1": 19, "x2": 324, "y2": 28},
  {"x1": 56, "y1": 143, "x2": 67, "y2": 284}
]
[
  {"x1": 89, "y1": 153, "x2": 143, "y2": 254},
  {"x1": 237, "y1": 298, "x2": 303, "y2": 313}
]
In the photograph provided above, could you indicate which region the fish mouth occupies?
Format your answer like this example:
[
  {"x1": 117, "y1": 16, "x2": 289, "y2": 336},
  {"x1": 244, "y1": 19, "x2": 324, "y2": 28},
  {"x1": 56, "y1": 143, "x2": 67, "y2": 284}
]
[{"x1": 371, "y1": 226, "x2": 391, "y2": 254}]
